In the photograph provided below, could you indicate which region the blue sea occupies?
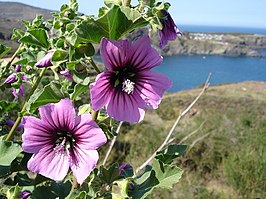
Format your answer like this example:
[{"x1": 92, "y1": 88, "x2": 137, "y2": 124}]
[{"x1": 153, "y1": 25, "x2": 266, "y2": 92}]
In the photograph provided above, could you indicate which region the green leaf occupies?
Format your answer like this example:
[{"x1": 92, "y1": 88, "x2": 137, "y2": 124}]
[
  {"x1": 129, "y1": 168, "x2": 159, "y2": 199},
  {"x1": 104, "y1": 0, "x2": 122, "y2": 7},
  {"x1": 75, "y1": 17, "x2": 108, "y2": 44},
  {"x1": 155, "y1": 144, "x2": 187, "y2": 164},
  {"x1": 100, "y1": 163, "x2": 121, "y2": 184},
  {"x1": 70, "y1": 84, "x2": 89, "y2": 100},
  {"x1": 28, "y1": 81, "x2": 69, "y2": 111},
  {"x1": 0, "y1": 101, "x2": 19, "y2": 114},
  {"x1": 51, "y1": 49, "x2": 68, "y2": 66},
  {"x1": 0, "y1": 165, "x2": 11, "y2": 177},
  {"x1": 0, "y1": 44, "x2": 11, "y2": 59},
  {"x1": 76, "y1": 5, "x2": 148, "y2": 43},
  {"x1": 72, "y1": 70, "x2": 90, "y2": 85},
  {"x1": 74, "y1": 43, "x2": 95, "y2": 59},
  {"x1": 7, "y1": 184, "x2": 21, "y2": 199},
  {"x1": 152, "y1": 159, "x2": 183, "y2": 189},
  {"x1": 78, "y1": 104, "x2": 91, "y2": 115},
  {"x1": 0, "y1": 136, "x2": 22, "y2": 166},
  {"x1": 19, "y1": 28, "x2": 50, "y2": 49}
]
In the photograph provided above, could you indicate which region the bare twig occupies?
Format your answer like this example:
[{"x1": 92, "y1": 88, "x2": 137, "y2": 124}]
[
  {"x1": 178, "y1": 120, "x2": 206, "y2": 144},
  {"x1": 136, "y1": 73, "x2": 211, "y2": 173},
  {"x1": 186, "y1": 133, "x2": 210, "y2": 154},
  {"x1": 166, "y1": 120, "x2": 206, "y2": 145},
  {"x1": 102, "y1": 121, "x2": 123, "y2": 166}
]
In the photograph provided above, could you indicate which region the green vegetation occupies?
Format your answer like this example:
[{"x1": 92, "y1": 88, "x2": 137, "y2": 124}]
[{"x1": 104, "y1": 82, "x2": 266, "y2": 198}]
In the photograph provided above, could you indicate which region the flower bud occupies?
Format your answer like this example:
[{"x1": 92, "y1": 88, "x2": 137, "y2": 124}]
[
  {"x1": 4, "y1": 74, "x2": 17, "y2": 84},
  {"x1": 35, "y1": 51, "x2": 53, "y2": 68}
]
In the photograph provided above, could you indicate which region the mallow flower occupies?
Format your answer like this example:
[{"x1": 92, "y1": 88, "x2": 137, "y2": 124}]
[
  {"x1": 35, "y1": 51, "x2": 53, "y2": 68},
  {"x1": 22, "y1": 98, "x2": 107, "y2": 184},
  {"x1": 90, "y1": 35, "x2": 172, "y2": 122},
  {"x1": 158, "y1": 10, "x2": 182, "y2": 49}
]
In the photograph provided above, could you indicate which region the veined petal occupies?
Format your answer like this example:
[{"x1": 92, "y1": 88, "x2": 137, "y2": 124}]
[
  {"x1": 100, "y1": 38, "x2": 131, "y2": 71},
  {"x1": 73, "y1": 113, "x2": 107, "y2": 150},
  {"x1": 106, "y1": 90, "x2": 146, "y2": 122},
  {"x1": 137, "y1": 70, "x2": 172, "y2": 109},
  {"x1": 130, "y1": 35, "x2": 162, "y2": 71},
  {"x1": 90, "y1": 72, "x2": 113, "y2": 111},
  {"x1": 22, "y1": 116, "x2": 54, "y2": 154},
  {"x1": 46, "y1": 98, "x2": 76, "y2": 130},
  {"x1": 70, "y1": 148, "x2": 98, "y2": 184},
  {"x1": 27, "y1": 145, "x2": 70, "y2": 182}
]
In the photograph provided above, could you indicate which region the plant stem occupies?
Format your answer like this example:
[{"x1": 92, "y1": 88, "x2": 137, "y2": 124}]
[
  {"x1": 91, "y1": 110, "x2": 99, "y2": 121},
  {"x1": 87, "y1": 57, "x2": 101, "y2": 74},
  {"x1": 135, "y1": 73, "x2": 211, "y2": 173},
  {"x1": 102, "y1": 121, "x2": 123, "y2": 166},
  {"x1": 2, "y1": 44, "x2": 23, "y2": 74},
  {"x1": 5, "y1": 68, "x2": 47, "y2": 141}
]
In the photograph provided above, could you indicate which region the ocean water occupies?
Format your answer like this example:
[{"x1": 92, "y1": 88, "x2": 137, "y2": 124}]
[
  {"x1": 153, "y1": 54, "x2": 266, "y2": 92},
  {"x1": 151, "y1": 25, "x2": 266, "y2": 92},
  {"x1": 180, "y1": 24, "x2": 266, "y2": 35}
]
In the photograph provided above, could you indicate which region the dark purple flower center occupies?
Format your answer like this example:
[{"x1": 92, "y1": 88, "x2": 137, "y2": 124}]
[
  {"x1": 55, "y1": 130, "x2": 76, "y2": 153},
  {"x1": 110, "y1": 67, "x2": 136, "y2": 94}
]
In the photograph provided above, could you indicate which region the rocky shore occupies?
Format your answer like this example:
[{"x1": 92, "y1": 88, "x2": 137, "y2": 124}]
[{"x1": 156, "y1": 32, "x2": 266, "y2": 57}]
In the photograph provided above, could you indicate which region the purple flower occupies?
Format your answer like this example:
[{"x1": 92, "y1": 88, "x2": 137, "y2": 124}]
[
  {"x1": 17, "y1": 191, "x2": 31, "y2": 199},
  {"x1": 90, "y1": 35, "x2": 172, "y2": 122},
  {"x1": 35, "y1": 51, "x2": 53, "y2": 68},
  {"x1": 158, "y1": 10, "x2": 182, "y2": 49},
  {"x1": 4, "y1": 74, "x2": 17, "y2": 84},
  {"x1": 60, "y1": 68, "x2": 73, "y2": 81},
  {"x1": 22, "y1": 98, "x2": 107, "y2": 184},
  {"x1": 119, "y1": 163, "x2": 132, "y2": 174},
  {"x1": 12, "y1": 85, "x2": 24, "y2": 99},
  {"x1": 14, "y1": 65, "x2": 22, "y2": 72},
  {"x1": 7, "y1": 119, "x2": 24, "y2": 131}
]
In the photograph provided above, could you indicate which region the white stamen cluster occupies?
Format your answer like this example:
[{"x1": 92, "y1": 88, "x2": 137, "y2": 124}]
[{"x1": 122, "y1": 79, "x2": 135, "y2": 94}]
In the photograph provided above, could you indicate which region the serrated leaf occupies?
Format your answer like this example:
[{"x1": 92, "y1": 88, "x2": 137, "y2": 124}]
[
  {"x1": 70, "y1": 83, "x2": 89, "y2": 100},
  {"x1": 28, "y1": 81, "x2": 69, "y2": 111},
  {"x1": 19, "y1": 28, "x2": 50, "y2": 49},
  {"x1": 155, "y1": 144, "x2": 187, "y2": 164},
  {"x1": 152, "y1": 159, "x2": 183, "y2": 189},
  {"x1": 0, "y1": 137, "x2": 22, "y2": 166},
  {"x1": 0, "y1": 44, "x2": 11, "y2": 59}
]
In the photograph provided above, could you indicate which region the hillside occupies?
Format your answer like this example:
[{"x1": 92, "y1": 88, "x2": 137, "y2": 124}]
[
  {"x1": 109, "y1": 81, "x2": 266, "y2": 198},
  {"x1": 0, "y1": 2, "x2": 53, "y2": 56},
  {"x1": 1, "y1": 2, "x2": 266, "y2": 58}
]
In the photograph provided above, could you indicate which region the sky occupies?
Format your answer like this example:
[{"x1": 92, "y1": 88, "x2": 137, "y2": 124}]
[{"x1": 0, "y1": 0, "x2": 266, "y2": 29}]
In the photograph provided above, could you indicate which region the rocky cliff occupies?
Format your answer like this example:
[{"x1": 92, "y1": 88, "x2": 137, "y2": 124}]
[{"x1": 157, "y1": 32, "x2": 266, "y2": 57}]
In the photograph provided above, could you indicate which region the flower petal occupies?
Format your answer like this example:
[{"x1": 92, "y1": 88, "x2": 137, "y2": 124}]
[
  {"x1": 106, "y1": 90, "x2": 146, "y2": 122},
  {"x1": 130, "y1": 35, "x2": 162, "y2": 71},
  {"x1": 39, "y1": 99, "x2": 75, "y2": 131},
  {"x1": 90, "y1": 72, "x2": 113, "y2": 111},
  {"x1": 73, "y1": 113, "x2": 107, "y2": 150},
  {"x1": 100, "y1": 38, "x2": 131, "y2": 71},
  {"x1": 27, "y1": 145, "x2": 70, "y2": 182},
  {"x1": 70, "y1": 149, "x2": 99, "y2": 184},
  {"x1": 136, "y1": 70, "x2": 172, "y2": 109},
  {"x1": 22, "y1": 116, "x2": 54, "y2": 154}
]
